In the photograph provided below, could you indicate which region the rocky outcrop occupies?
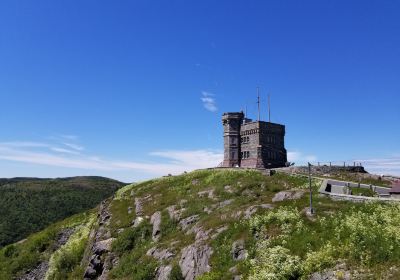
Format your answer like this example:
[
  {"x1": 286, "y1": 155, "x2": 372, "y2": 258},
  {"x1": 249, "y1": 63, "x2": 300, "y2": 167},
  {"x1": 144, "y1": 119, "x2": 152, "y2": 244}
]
[
  {"x1": 179, "y1": 215, "x2": 199, "y2": 231},
  {"x1": 232, "y1": 239, "x2": 248, "y2": 261},
  {"x1": 18, "y1": 228, "x2": 75, "y2": 280},
  {"x1": 167, "y1": 205, "x2": 185, "y2": 221},
  {"x1": 272, "y1": 190, "x2": 305, "y2": 202},
  {"x1": 224, "y1": 185, "x2": 234, "y2": 193},
  {"x1": 179, "y1": 243, "x2": 213, "y2": 280},
  {"x1": 132, "y1": 216, "x2": 144, "y2": 227},
  {"x1": 197, "y1": 189, "x2": 215, "y2": 199},
  {"x1": 150, "y1": 211, "x2": 162, "y2": 241},
  {"x1": 135, "y1": 197, "x2": 144, "y2": 216},
  {"x1": 156, "y1": 265, "x2": 173, "y2": 280},
  {"x1": 84, "y1": 200, "x2": 118, "y2": 280},
  {"x1": 244, "y1": 204, "x2": 274, "y2": 219},
  {"x1": 146, "y1": 247, "x2": 175, "y2": 261}
]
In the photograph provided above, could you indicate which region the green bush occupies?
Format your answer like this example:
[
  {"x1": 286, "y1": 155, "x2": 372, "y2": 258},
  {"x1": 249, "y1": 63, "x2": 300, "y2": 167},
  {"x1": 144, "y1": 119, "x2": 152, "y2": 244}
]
[{"x1": 112, "y1": 221, "x2": 152, "y2": 256}]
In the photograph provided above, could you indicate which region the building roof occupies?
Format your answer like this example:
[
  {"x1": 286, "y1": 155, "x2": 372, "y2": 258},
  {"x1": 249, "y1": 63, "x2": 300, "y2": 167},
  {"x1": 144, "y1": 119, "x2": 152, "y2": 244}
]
[{"x1": 389, "y1": 182, "x2": 400, "y2": 194}]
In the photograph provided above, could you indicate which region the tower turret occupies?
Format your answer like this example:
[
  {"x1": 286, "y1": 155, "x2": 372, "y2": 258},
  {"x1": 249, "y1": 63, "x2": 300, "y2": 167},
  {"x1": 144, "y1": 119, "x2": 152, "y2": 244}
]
[{"x1": 222, "y1": 112, "x2": 244, "y2": 167}]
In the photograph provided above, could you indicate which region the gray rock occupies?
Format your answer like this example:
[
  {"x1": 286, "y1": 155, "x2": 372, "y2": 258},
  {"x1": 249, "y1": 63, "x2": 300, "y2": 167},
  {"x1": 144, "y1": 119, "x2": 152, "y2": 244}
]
[
  {"x1": 229, "y1": 266, "x2": 238, "y2": 274},
  {"x1": 147, "y1": 247, "x2": 175, "y2": 260},
  {"x1": 167, "y1": 205, "x2": 185, "y2": 221},
  {"x1": 179, "y1": 215, "x2": 200, "y2": 231},
  {"x1": 93, "y1": 238, "x2": 114, "y2": 255},
  {"x1": 128, "y1": 206, "x2": 133, "y2": 214},
  {"x1": 211, "y1": 225, "x2": 229, "y2": 239},
  {"x1": 132, "y1": 216, "x2": 144, "y2": 227},
  {"x1": 135, "y1": 197, "x2": 144, "y2": 216},
  {"x1": 241, "y1": 189, "x2": 253, "y2": 196},
  {"x1": 224, "y1": 185, "x2": 234, "y2": 193},
  {"x1": 156, "y1": 265, "x2": 173, "y2": 280},
  {"x1": 244, "y1": 206, "x2": 258, "y2": 219},
  {"x1": 192, "y1": 179, "x2": 200, "y2": 185},
  {"x1": 198, "y1": 189, "x2": 215, "y2": 199},
  {"x1": 219, "y1": 199, "x2": 234, "y2": 208},
  {"x1": 232, "y1": 240, "x2": 248, "y2": 261},
  {"x1": 272, "y1": 190, "x2": 305, "y2": 202},
  {"x1": 179, "y1": 244, "x2": 213, "y2": 280},
  {"x1": 150, "y1": 211, "x2": 162, "y2": 241}
]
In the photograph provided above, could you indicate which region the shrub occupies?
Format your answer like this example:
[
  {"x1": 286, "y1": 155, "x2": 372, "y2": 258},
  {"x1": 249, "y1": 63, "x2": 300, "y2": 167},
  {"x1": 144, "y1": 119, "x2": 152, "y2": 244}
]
[
  {"x1": 112, "y1": 221, "x2": 152, "y2": 256},
  {"x1": 249, "y1": 243, "x2": 301, "y2": 280}
]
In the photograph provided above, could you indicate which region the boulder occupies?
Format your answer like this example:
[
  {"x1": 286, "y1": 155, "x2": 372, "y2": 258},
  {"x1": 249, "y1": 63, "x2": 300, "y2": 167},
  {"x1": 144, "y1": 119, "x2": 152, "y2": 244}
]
[
  {"x1": 167, "y1": 205, "x2": 185, "y2": 221},
  {"x1": 272, "y1": 191, "x2": 305, "y2": 202},
  {"x1": 156, "y1": 265, "x2": 173, "y2": 280},
  {"x1": 232, "y1": 239, "x2": 248, "y2": 261},
  {"x1": 224, "y1": 185, "x2": 234, "y2": 193},
  {"x1": 146, "y1": 247, "x2": 175, "y2": 261},
  {"x1": 179, "y1": 244, "x2": 213, "y2": 280},
  {"x1": 94, "y1": 238, "x2": 114, "y2": 255},
  {"x1": 219, "y1": 199, "x2": 234, "y2": 208},
  {"x1": 179, "y1": 215, "x2": 199, "y2": 231},
  {"x1": 135, "y1": 198, "x2": 143, "y2": 216},
  {"x1": 132, "y1": 216, "x2": 144, "y2": 228},
  {"x1": 150, "y1": 211, "x2": 162, "y2": 241},
  {"x1": 197, "y1": 189, "x2": 215, "y2": 199}
]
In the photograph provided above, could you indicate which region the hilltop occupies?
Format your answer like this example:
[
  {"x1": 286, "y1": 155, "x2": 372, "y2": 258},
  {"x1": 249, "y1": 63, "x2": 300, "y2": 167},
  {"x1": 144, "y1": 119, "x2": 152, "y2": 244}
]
[
  {"x1": 0, "y1": 169, "x2": 399, "y2": 280},
  {"x1": 0, "y1": 176, "x2": 125, "y2": 248}
]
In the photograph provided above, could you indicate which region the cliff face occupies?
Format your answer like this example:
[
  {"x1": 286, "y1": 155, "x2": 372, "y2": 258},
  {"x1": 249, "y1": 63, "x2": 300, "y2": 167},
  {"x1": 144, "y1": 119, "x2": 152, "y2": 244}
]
[{"x1": 1, "y1": 169, "x2": 400, "y2": 280}]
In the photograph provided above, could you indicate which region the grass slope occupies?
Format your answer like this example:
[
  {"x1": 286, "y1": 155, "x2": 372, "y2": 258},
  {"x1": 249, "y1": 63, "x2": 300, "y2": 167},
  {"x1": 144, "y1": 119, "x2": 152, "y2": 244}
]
[
  {"x1": 108, "y1": 169, "x2": 400, "y2": 280},
  {"x1": 0, "y1": 176, "x2": 124, "y2": 247},
  {"x1": 1, "y1": 169, "x2": 399, "y2": 280}
]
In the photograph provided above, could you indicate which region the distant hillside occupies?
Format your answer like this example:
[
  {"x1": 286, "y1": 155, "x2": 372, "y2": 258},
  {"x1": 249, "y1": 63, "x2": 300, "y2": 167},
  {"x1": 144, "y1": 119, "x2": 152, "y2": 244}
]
[
  {"x1": 1, "y1": 170, "x2": 399, "y2": 280},
  {"x1": 0, "y1": 176, "x2": 125, "y2": 247}
]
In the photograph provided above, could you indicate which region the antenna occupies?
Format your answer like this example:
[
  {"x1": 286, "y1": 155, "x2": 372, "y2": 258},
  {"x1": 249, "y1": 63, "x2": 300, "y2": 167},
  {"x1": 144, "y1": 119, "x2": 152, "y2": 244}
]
[
  {"x1": 268, "y1": 93, "x2": 271, "y2": 122},
  {"x1": 257, "y1": 87, "x2": 260, "y2": 121}
]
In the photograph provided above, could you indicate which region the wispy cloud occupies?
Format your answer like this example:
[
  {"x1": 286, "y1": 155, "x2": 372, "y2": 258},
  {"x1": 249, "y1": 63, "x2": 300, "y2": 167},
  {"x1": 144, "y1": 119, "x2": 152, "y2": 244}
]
[
  {"x1": 50, "y1": 147, "x2": 81, "y2": 155},
  {"x1": 201, "y1": 91, "x2": 218, "y2": 112},
  {"x1": 63, "y1": 143, "x2": 84, "y2": 151},
  {"x1": 355, "y1": 156, "x2": 400, "y2": 176},
  {"x1": 0, "y1": 141, "x2": 223, "y2": 176},
  {"x1": 287, "y1": 151, "x2": 317, "y2": 164}
]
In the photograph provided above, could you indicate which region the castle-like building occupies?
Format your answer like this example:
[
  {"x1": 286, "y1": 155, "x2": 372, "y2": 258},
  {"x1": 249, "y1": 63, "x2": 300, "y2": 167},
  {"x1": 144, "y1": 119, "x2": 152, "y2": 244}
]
[{"x1": 222, "y1": 112, "x2": 287, "y2": 169}]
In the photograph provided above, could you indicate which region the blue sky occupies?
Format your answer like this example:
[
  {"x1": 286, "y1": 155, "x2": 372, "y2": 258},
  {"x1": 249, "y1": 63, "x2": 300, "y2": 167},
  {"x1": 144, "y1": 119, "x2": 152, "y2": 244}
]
[{"x1": 0, "y1": 0, "x2": 399, "y2": 182}]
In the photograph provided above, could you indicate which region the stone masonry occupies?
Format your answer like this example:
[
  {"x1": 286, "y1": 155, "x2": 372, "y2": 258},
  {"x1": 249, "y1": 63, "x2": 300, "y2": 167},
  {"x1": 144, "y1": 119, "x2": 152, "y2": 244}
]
[{"x1": 222, "y1": 112, "x2": 287, "y2": 169}]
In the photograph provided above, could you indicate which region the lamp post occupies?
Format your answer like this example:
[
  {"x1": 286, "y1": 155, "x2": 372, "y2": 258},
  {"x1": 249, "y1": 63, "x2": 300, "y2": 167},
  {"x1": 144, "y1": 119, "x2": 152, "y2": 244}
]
[{"x1": 308, "y1": 162, "x2": 315, "y2": 215}]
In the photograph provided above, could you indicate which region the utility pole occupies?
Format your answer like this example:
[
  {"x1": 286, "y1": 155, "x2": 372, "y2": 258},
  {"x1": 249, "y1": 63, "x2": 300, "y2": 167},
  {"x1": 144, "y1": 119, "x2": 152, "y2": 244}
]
[
  {"x1": 257, "y1": 87, "x2": 261, "y2": 121},
  {"x1": 308, "y1": 162, "x2": 315, "y2": 215}
]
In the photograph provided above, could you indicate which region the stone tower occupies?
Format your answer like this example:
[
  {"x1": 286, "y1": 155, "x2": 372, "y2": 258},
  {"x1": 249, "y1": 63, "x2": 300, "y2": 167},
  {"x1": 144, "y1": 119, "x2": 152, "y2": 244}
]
[
  {"x1": 222, "y1": 112, "x2": 244, "y2": 167},
  {"x1": 221, "y1": 111, "x2": 287, "y2": 169}
]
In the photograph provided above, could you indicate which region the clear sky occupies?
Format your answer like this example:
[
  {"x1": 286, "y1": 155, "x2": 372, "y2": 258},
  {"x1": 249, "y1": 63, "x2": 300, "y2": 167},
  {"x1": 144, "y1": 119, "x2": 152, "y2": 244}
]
[{"x1": 0, "y1": 0, "x2": 399, "y2": 182}]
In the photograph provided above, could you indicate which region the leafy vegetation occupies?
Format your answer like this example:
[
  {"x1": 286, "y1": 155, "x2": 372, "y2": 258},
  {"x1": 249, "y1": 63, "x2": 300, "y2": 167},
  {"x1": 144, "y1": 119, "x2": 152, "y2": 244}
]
[
  {"x1": 1, "y1": 169, "x2": 399, "y2": 279},
  {"x1": 247, "y1": 202, "x2": 400, "y2": 279},
  {"x1": 0, "y1": 176, "x2": 124, "y2": 247},
  {"x1": 0, "y1": 211, "x2": 94, "y2": 279}
]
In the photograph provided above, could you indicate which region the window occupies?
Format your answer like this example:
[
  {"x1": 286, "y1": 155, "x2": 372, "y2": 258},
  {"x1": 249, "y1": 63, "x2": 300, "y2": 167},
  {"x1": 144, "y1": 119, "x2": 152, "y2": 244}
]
[{"x1": 242, "y1": 151, "x2": 250, "y2": 159}]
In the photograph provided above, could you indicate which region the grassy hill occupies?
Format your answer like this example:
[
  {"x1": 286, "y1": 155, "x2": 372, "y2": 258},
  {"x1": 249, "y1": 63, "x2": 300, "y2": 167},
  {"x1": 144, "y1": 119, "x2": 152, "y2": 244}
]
[
  {"x1": 1, "y1": 169, "x2": 399, "y2": 280},
  {"x1": 0, "y1": 176, "x2": 125, "y2": 248}
]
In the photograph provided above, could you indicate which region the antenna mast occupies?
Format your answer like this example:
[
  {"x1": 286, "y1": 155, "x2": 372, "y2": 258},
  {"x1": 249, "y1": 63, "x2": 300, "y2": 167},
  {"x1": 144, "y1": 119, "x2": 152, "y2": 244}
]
[
  {"x1": 257, "y1": 87, "x2": 260, "y2": 121},
  {"x1": 268, "y1": 93, "x2": 271, "y2": 122}
]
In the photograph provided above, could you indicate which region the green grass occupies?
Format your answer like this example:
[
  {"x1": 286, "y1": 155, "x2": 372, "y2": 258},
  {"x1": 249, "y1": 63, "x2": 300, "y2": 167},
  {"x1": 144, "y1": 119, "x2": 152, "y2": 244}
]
[
  {"x1": 4, "y1": 168, "x2": 399, "y2": 279},
  {"x1": 0, "y1": 211, "x2": 95, "y2": 279},
  {"x1": 349, "y1": 186, "x2": 377, "y2": 197}
]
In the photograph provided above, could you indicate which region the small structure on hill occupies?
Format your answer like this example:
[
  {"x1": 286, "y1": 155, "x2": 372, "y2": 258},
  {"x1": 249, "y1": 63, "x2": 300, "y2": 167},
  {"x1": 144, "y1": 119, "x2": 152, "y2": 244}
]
[
  {"x1": 221, "y1": 93, "x2": 287, "y2": 169},
  {"x1": 390, "y1": 182, "x2": 400, "y2": 199}
]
